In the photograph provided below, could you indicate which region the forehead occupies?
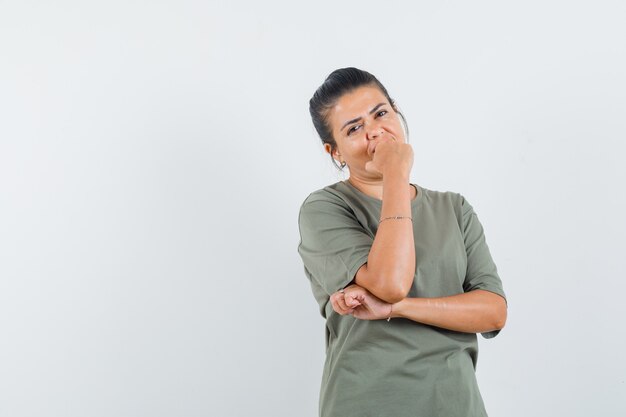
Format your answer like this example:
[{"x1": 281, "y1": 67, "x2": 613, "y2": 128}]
[{"x1": 329, "y1": 85, "x2": 388, "y2": 129}]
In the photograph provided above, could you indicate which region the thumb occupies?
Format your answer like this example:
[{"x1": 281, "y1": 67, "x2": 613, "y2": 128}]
[
  {"x1": 365, "y1": 160, "x2": 375, "y2": 173},
  {"x1": 346, "y1": 294, "x2": 361, "y2": 306}
]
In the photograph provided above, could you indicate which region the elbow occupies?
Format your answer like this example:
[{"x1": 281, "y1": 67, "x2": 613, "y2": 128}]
[
  {"x1": 378, "y1": 280, "x2": 411, "y2": 304},
  {"x1": 357, "y1": 264, "x2": 412, "y2": 304},
  {"x1": 493, "y1": 315, "x2": 506, "y2": 331},
  {"x1": 383, "y1": 289, "x2": 406, "y2": 305},
  {"x1": 492, "y1": 299, "x2": 508, "y2": 330},
  {"x1": 381, "y1": 270, "x2": 412, "y2": 304},
  {"x1": 367, "y1": 281, "x2": 407, "y2": 304}
]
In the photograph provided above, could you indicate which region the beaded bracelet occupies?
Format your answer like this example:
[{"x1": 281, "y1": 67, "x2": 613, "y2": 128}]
[{"x1": 379, "y1": 216, "x2": 412, "y2": 224}]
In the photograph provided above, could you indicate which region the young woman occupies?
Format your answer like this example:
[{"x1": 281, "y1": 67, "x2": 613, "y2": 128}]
[{"x1": 297, "y1": 67, "x2": 508, "y2": 417}]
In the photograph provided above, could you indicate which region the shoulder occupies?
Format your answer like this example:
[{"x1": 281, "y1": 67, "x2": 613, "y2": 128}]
[
  {"x1": 297, "y1": 182, "x2": 356, "y2": 226},
  {"x1": 418, "y1": 185, "x2": 473, "y2": 228},
  {"x1": 298, "y1": 181, "x2": 358, "y2": 214},
  {"x1": 419, "y1": 185, "x2": 466, "y2": 208},
  {"x1": 297, "y1": 183, "x2": 374, "y2": 245},
  {"x1": 300, "y1": 182, "x2": 346, "y2": 205}
]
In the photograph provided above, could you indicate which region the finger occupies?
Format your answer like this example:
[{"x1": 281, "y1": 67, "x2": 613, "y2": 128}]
[
  {"x1": 336, "y1": 293, "x2": 351, "y2": 311},
  {"x1": 378, "y1": 137, "x2": 396, "y2": 146},
  {"x1": 342, "y1": 293, "x2": 361, "y2": 309},
  {"x1": 356, "y1": 293, "x2": 366, "y2": 302},
  {"x1": 331, "y1": 295, "x2": 350, "y2": 315},
  {"x1": 344, "y1": 294, "x2": 361, "y2": 308},
  {"x1": 331, "y1": 293, "x2": 353, "y2": 315}
]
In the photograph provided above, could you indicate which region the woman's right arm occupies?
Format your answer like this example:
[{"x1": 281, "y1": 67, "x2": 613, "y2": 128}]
[{"x1": 352, "y1": 144, "x2": 415, "y2": 304}]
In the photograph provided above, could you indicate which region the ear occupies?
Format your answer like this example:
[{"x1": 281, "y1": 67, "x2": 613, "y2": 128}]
[{"x1": 324, "y1": 143, "x2": 340, "y2": 158}]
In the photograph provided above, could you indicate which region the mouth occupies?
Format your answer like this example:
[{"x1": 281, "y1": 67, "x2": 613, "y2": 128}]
[
  {"x1": 368, "y1": 142, "x2": 378, "y2": 157},
  {"x1": 369, "y1": 135, "x2": 397, "y2": 156}
]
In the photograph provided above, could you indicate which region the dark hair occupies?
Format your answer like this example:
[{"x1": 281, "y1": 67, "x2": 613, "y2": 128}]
[{"x1": 309, "y1": 67, "x2": 409, "y2": 170}]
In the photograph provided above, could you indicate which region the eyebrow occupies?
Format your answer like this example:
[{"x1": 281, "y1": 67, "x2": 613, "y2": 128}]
[{"x1": 340, "y1": 102, "x2": 387, "y2": 132}]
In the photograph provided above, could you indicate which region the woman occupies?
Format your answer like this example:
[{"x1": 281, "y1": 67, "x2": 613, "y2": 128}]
[{"x1": 297, "y1": 67, "x2": 508, "y2": 417}]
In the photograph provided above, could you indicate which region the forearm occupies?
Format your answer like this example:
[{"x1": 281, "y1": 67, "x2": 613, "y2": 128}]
[
  {"x1": 364, "y1": 170, "x2": 415, "y2": 299},
  {"x1": 390, "y1": 289, "x2": 507, "y2": 333}
]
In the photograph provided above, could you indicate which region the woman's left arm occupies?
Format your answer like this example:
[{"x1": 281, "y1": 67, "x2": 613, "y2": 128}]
[{"x1": 390, "y1": 290, "x2": 507, "y2": 333}]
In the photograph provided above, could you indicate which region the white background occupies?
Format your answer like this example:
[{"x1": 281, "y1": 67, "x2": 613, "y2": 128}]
[{"x1": 1, "y1": 1, "x2": 625, "y2": 416}]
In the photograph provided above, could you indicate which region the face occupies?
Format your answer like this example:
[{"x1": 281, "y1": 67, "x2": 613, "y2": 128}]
[{"x1": 325, "y1": 85, "x2": 405, "y2": 177}]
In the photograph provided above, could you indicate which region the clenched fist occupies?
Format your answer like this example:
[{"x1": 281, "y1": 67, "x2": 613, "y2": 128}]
[
  {"x1": 364, "y1": 137, "x2": 413, "y2": 177},
  {"x1": 330, "y1": 284, "x2": 394, "y2": 321}
]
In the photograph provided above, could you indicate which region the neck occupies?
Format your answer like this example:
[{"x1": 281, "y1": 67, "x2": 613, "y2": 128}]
[
  {"x1": 347, "y1": 176, "x2": 384, "y2": 200},
  {"x1": 347, "y1": 175, "x2": 416, "y2": 201}
]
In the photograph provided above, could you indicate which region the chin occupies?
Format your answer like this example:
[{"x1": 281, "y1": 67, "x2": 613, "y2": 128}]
[{"x1": 367, "y1": 171, "x2": 384, "y2": 179}]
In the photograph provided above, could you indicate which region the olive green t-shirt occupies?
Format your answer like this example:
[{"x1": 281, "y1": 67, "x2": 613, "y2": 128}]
[{"x1": 297, "y1": 180, "x2": 507, "y2": 417}]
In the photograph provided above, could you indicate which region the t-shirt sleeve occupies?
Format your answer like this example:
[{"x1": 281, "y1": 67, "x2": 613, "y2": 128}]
[
  {"x1": 460, "y1": 194, "x2": 507, "y2": 339},
  {"x1": 297, "y1": 193, "x2": 373, "y2": 296}
]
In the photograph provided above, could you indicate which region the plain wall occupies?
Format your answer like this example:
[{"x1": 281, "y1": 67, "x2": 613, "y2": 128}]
[{"x1": 1, "y1": 1, "x2": 625, "y2": 416}]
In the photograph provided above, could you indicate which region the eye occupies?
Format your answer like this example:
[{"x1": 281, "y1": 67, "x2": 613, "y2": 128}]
[
  {"x1": 377, "y1": 110, "x2": 387, "y2": 117},
  {"x1": 347, "y1": 124, "x2": 361, "y2": 135}
]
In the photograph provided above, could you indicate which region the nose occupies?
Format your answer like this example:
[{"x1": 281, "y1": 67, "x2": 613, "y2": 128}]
[
  {"x1": 367, "y1": 127, "x2": 387, "y2": 156},
  {"x1": 366, "y1": 127, "x2": 385, "y2": 141}
]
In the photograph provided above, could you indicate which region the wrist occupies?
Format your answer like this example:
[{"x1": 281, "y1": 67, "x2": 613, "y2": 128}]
[
  {"x1": 382, "y1": 166, "x2": 410, "y2": 181},
  {"x1": 390, "y1": 299, "x2": 406, "y2": 319}
]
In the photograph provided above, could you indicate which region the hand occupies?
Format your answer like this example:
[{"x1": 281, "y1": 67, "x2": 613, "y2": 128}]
[
  {"x1": 330, "y1": 284, "x2": 393, "y2": 321},
  {"x1": 364, "y1": 137, "x2": 413, "y2": 177}
]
